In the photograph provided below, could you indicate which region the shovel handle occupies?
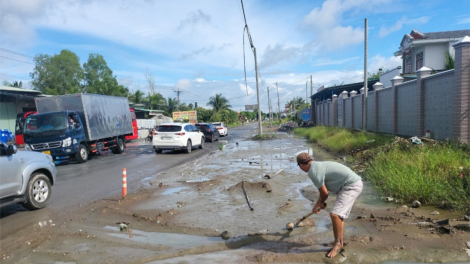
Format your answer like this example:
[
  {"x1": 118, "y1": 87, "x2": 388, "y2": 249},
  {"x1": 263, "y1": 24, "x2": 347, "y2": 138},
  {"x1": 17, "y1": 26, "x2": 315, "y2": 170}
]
[{"x1": 295, "y1": 203, "x2": 327, "y2": 226}]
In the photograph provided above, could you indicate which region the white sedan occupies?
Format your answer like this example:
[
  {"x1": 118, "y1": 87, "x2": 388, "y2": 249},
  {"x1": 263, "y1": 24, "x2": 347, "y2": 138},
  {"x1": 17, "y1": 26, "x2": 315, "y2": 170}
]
[{"x1": 212, "y1": 122, "x2": 228, "y2": 137}]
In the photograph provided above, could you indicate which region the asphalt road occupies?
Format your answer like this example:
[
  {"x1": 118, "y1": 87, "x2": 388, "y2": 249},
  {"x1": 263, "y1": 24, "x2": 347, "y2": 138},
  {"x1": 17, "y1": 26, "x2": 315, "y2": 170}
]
[{"x1": 0, "y1": 124, "x2": 254, "y2": 239}]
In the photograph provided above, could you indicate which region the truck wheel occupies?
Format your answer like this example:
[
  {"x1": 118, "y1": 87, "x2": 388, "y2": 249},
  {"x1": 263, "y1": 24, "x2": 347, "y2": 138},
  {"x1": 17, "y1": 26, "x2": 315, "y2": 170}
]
[
  {"x1": 199, "y1": 137, "x2": 204, "y2": 149},
  {"x1": 76, "y1": 144, "x2": 88, "y2": 163},
  {"x1": 185, "y1": 140, "x2": 192, "y2": 153},
  {"x1": 155, "y1": 149, "x2": 162, "y2": 154},
  {"x1": 112, "y1": 138, "x2": 125, "y2": 154},
  {"x1": 22, "y1": 173, "x2": 52, "y2": 210}
]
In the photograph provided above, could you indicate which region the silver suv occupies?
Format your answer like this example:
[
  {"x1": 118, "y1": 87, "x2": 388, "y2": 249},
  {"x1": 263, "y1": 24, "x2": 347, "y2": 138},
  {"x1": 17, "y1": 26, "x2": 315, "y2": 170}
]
[
  {"x1": 152, "y1": 123, "x2": 205, "y2": 154},
  {"x1": 0, "y1": 141, "x2": 57, "y2": 210}
]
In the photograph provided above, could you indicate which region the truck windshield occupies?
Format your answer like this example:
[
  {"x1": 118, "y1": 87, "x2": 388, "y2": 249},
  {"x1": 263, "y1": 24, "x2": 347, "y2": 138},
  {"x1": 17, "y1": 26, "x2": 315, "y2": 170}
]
[{"x1": 24, "y1": 113, "x2": 68, "y2": 133}]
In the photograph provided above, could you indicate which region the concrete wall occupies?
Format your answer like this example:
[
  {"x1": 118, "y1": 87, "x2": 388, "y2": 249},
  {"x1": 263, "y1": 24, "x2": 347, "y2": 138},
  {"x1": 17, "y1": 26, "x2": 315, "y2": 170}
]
[
  {"x1": 311, "y1": 36, "x2": 470, "y2": 143},
  {"x1": 396, "y1": 80, "x2": 418, "y2": 136},
  {"x1": 344, "y1": 99, "x2": 352, "y2": 128},
  {"x1": 377, "y1": 88, "x2": 393, "y2": 133},
  {"x1": 366, "y1": 93, "x2": 375, "y2": 131},
  {"x1": 353, "y1": 95, "x2": 362, "y2": 129},
  {"x1": 424, "y1": 71, "x2": 454, "y2": 139}
]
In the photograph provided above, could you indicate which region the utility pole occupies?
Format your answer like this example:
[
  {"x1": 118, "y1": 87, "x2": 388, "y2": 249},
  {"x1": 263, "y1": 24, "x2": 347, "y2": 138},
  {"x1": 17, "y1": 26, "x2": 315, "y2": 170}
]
[
  {"x1": 266, "y1": 86, "x2": 271, "y2": 123},
  {"x1": 310, "y1": 75, "x2": 313, "y2": 97},
  {"x1": 276, "y1": 82, "x2": 281, "y2": 122},
  {"x1": 363, "y1": 18, "x2": 368, "y2": 131},
  {"x1": 241, "y1": 0, "x2": 262, "y2": 135},
  {"x1": 306, "y1": 82, "x2": 308, "y2": 108},
  {"x1": 174, "y1": 87, "x2": 183, "y2": 110}
]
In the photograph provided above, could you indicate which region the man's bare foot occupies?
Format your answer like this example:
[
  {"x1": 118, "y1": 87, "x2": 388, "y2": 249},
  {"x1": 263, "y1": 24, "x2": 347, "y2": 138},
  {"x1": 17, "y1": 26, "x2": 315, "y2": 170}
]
[{"x1": 327, "y1": 243, "x2": 342, "y2": 258}]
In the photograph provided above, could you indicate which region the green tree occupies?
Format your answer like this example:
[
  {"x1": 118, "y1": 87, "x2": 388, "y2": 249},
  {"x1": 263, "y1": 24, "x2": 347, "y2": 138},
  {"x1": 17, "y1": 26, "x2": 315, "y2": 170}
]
[
  {"x1": 287, "y1": 97, "x2": 305, "y2": 111},
  {"x1": 444, "y1": 51, "x2": 454, "y2": 70},
  {"x1": 129, "y1": 90, "x2": 145, "y2": 104},
  {"x1": 30, "y1": 49, "x2": 84, "y2": 95},
  {"x1": 147, "y1": 92, "x2": 166, "y2": 110},
  {"x1": 166, "y1": 97, "x2": 178, "y2": 115},
  {"x1": 187, "y1": 103, "x2": 194, "y2": 110},
  {"x1": 207, "y1": 93, "x2": 231, "y2": 112},
  {"x1": 210, "y1": 109, "x2": 238, "y2": 124},
  {"x1": 83, "y1": 54, "x2": 127, "y2": 96},
  {"x1": 195, "y1": 107, "x2": 212, "y2": 122},
  {"x1": 3, "y1": 81, "x2": 22, "y2": 88}
]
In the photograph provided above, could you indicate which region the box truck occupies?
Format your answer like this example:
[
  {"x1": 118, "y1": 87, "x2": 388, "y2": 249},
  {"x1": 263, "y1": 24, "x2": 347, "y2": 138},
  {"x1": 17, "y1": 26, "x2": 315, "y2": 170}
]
[{"x1": 23, "y1": 93, "x2": 133, "y2": 163}]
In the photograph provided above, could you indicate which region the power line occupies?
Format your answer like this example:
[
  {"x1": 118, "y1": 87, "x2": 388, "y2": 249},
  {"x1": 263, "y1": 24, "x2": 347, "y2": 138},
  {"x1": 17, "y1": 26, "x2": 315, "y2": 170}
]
[
  {"x1": 0, "y1": 73, "x2": 30, "y2": 80},
  {"x1": 0, "y1": 48, "x2": 34, "y2": 59},
  {"x1": 0, "y1": 55, "x2": 34, "y2": 65}
]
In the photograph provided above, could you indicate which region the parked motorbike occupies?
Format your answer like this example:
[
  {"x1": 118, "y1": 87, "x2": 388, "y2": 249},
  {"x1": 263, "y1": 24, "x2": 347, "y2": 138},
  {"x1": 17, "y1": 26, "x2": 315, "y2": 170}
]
[{"x1": 145, "y1": 129, "x2": 154, "y2": 143}]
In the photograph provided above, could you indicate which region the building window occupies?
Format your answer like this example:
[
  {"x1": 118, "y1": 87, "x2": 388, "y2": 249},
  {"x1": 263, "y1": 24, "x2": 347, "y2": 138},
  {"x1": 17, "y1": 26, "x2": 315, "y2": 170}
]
[
  {"x1": 416, "y1": 52, "x2": 423, "y2": 71},
  {"x1": 405, "y1": 55, "x2": 412, "y2": 73}
]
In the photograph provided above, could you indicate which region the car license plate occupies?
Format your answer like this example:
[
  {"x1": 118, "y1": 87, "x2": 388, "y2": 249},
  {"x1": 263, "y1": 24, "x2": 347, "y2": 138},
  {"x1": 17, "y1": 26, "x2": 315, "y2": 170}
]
[
  {"x1": 162, "y1": 137, "x2": 172, "y2": 140},
  {"x1": 42, "y1": 150, "x2": 51, "y2": 155}
]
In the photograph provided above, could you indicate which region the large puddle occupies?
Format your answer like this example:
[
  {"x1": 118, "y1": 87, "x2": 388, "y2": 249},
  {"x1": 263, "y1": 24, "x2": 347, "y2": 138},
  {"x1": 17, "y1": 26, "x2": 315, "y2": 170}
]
[{"x1": 104, "y1": 226, "x2": 225, "y2": 249}]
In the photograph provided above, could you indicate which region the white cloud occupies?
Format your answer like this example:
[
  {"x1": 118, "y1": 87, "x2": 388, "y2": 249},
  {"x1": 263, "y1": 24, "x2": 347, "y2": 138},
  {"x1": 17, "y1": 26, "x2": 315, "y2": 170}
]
[
  {"x1": 368, "y1": 55, "x2": 401, "y2": 73},
  {"x1": 312, "y1": 56, "x2": 359, "y2": 67},
  {"x1": 259, "y1": 43, "x2": 301, "y2": 68},
  {"x1": 175, "y1": 79, "x2": 193, "y2": 91},
  {"x1": 456, "y1": 16, "x2": 470, "y2": 25},
  {"x1": 300, "y1": 0, "x2": 395, "y2": 50},
  {"x1": 379, "y1": 16, "x2": 429, "y2": 37},
  {"x1": 0, "y1": 0, "x2": 53, "y2": 46}
]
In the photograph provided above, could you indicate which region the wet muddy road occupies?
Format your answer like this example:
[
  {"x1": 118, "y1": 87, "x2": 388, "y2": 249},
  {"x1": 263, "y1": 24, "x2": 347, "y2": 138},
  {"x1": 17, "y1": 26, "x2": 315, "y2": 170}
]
[{"x1": 1, "y1": 123, "x2": 469, "y2": 264}]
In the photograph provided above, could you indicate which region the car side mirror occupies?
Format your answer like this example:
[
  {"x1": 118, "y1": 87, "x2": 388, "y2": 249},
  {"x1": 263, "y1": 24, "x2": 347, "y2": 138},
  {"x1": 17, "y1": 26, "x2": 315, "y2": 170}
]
[{"x1": 7, "y1": 144, "x2": 17, "y2": 156}]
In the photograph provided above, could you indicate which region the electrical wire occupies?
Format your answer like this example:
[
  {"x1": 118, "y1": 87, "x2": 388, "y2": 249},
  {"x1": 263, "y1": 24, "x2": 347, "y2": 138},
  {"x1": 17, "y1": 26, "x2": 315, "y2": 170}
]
[
  {"x1": 0, "y1": 48, "x2": 34, "y2": 59},
  {"x1": 0, "y1": 55, "x2": 34, "y2": 65},
  {"x1": 0, "y1": 73, "x2": 30, "y2": 80}
]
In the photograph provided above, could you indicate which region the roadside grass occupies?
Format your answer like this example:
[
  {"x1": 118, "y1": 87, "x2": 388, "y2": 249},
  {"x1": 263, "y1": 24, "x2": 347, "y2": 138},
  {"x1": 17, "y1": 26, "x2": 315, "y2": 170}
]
[
  {"x1": 294, "y1": 126, "x2": 470, "y2": 211},
  {"x1": 252, "y1": 133, "x2": 277, "y2": 140},
  {"x1": 366, "y1": 142, "x2": 470, "y2": 210},
  {"x1": 295, "y1": 126, "x2": 391, "y2": 153}
]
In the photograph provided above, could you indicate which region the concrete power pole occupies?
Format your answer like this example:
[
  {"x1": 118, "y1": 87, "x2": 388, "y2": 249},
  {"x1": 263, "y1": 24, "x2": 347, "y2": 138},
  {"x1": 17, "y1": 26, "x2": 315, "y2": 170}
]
[
  {"x1": 174, "y1": 87, "x2": 183, "y2": 110},
  {"x1": 306, "y1": 82, "x2": 308, "y2": 108},
  {"x1": 276, "y1": 82, "x2": 281, "y2": 122},
  {"x1": 310, "y1": 75, "x2": 313, "y2": 97},
  {"x1": 363, "y1": 18, "x2": 368, "y2": 131},
  {"x1": 266, "y1": 86, "x2": 271, "y2": 122}
]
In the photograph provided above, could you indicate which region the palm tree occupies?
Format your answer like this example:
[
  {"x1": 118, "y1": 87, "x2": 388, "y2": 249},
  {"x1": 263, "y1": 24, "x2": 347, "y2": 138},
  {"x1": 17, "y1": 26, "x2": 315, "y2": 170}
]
[
  {"x1": 134, "y1": 90, "x2": 145, "y2": 104},
  {"x1": 207, "y1": 93, "x2": 231, "y2": 112},
  {"x1": 167, "y1": 97, "x2": 177, "y2": 114},
  {"x1": 147, "y1": 92, "x2": 165, "y2": 110}
]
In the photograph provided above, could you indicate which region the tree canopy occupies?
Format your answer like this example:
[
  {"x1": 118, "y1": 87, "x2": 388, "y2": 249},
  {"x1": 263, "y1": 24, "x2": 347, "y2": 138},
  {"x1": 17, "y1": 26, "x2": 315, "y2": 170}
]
[
  {"x1": 83, "y1": 54, "x2": 127, "y2": 96},
  {"x1": 30, "y1": 49, "x2": 84, "y2": 95},
  {"x1": 207, "y1": 93, "x2": 231, "y2": 112}
]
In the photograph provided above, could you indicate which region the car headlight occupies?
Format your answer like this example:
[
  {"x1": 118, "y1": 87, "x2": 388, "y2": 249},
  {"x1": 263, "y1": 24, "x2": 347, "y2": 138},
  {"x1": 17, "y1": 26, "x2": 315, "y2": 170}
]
[
  {"x1": 25, "y1": 144, "x2": 32, "y2": 151},
  {"x1": 62, "y1": 137, "x2": 72, "y2": 147}
]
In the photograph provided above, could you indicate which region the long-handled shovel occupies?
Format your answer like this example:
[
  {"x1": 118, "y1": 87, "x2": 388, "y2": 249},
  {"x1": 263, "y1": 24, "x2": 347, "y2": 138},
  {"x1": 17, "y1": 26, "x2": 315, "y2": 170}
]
[{"x1": 286, "y1": 203, "x2": 327, "y2": 230}]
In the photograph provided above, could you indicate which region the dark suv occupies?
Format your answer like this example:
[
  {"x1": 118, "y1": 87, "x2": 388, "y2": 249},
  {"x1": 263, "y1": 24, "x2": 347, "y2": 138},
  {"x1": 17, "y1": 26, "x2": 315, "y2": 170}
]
[{"x1": 195, "y1": 123, "x2": 220, "y2": 142}]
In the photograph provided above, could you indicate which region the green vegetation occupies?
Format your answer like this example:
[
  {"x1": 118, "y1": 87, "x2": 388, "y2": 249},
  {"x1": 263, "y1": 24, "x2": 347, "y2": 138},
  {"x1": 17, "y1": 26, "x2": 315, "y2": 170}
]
[
  {"x1": 295, "y1": 126, "x2": 470, "y2": 211},
  {"x1": 295, "y1": 126, "x2": 390, "y2": 152},
  {"x1": 252, "y1": 133, "x2": 276, "y2": 140},
  {"x1": 217, "y1": 143, "x2": 225, "y2": 150},
  {"x1": 444, "y1": 50, "x2": 455, "y2": 70}
]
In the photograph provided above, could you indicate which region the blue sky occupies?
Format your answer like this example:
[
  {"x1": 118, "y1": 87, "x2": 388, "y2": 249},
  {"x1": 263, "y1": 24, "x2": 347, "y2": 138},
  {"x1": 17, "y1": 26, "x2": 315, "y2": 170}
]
[{"x1": 1, "y1": 0, "x2": 469, "y2": 112}]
